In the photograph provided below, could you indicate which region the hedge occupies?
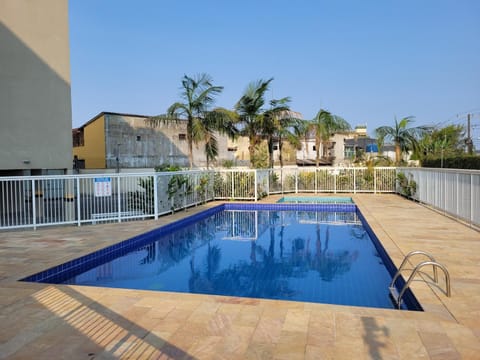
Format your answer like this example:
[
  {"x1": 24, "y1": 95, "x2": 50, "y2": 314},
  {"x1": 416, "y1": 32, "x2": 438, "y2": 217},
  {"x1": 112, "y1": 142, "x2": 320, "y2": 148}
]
[{"x1": 421, "y1": 156, "x2": 480, "y2": 169}]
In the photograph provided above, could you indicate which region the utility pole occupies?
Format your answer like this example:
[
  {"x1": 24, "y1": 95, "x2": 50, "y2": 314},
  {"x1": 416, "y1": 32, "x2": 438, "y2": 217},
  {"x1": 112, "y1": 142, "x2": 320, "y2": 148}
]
[{"x1": 466, "y1": 113, "x2": 473, "y2": 155}]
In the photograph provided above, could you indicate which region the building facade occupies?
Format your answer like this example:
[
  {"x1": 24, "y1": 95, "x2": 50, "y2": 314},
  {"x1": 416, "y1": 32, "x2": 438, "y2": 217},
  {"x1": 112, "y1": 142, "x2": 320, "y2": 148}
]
[
  {"x1": 296, "y1": 132, "x2": 357, "y2": 166},
  {"x1": 73, "y1": 112, "x2": 236, "y2": 169},
  {"x1": 0, "y1": 0, "x2": 72, "y2": 175}
]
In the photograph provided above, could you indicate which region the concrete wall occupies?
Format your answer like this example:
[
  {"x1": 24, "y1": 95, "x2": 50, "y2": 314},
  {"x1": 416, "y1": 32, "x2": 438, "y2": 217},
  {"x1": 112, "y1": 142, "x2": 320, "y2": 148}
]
[
  {"x1": 105, "y1": 114, "x2": 190, "y2": 169},
  {"x1": 107, "y1": 114, "x2": 236, "y2": 169},
  {"x1": 0, "y1": 0, "x2": 72, "y2": 174},
  {"x1": 330, "y1": 133, "x2": 355, "y2": 165},
  {"x1": 75, "y1": 113, "x2": 236, "y2": 169}
]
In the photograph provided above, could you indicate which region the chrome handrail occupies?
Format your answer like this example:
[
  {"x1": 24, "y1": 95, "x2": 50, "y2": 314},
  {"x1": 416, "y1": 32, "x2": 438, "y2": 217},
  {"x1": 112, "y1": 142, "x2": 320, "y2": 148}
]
[
  {"x1": 390, "y1": 250, "x2": 438, "y2": 288},
  {"x1": 395, "y1": 261, "x2": 451, "y2": 308},
  {"x1": 389, "y1": 251, "x2": 451, "y2": 309}
]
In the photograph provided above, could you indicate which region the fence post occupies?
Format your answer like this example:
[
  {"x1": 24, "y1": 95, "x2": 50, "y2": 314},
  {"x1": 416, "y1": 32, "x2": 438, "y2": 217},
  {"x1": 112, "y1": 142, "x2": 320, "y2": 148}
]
[
  {"x1": 231, "y1": 170, "x2": 234, "y2": 199},
  {"x1": 153, "y1": 173, "x2": 158, "y2": 220},
  {"x1": 183, "y1": 181, "x2": 187, "y2": 210},
  {"x1": 32, "y1": 179, "x2": 36, "y2": 230},
  {"x1": 117, "y1": 176, "x2": 121, "y2": 223},
  {"x1": 353, "y1": 168, "x2": 356, "y2": 194},
  {"x1": 76, "y1": 177, "x2": 81, "y2": 226},
  {"x1": 334, "y1": 171, "x2": 337, "y2": 194},
  {"x1": 456, "y1": 172, "x2": 459, "y2": 220},
  {"x1": 254, "y1": 170, "x2": 258, "y2": 202},
  {"x1": 295, "y1": 168, "x2": 298, "y2": 194},
  {"x1": 315, "y1": 169, "x2": 318, "y2": 194},
  {"x1": 267, "y1": 169, "x2": 270, "y2": 196},
  {"x1": 280, "y1": 168, "x2": 284, "y2": 194},
  {"x1": 471, "y1": 173, "x2": 474, "y2": 227},
  {"x1": 444, "y1": 171, "x2": 447, "y2": 217},
  {"x1": 374, "y1": 168, "x2": 377, "y2": 194}
]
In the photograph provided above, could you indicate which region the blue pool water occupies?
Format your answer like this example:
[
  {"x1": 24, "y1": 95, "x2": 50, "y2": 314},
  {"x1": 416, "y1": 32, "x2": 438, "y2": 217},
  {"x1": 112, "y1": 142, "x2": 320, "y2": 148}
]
[
  {"x1": 278, "y1": 196, "x2": 354, "y2": 204},
  {"x1": 22, "y1": 204, "x2": 421, "y2": 310}
]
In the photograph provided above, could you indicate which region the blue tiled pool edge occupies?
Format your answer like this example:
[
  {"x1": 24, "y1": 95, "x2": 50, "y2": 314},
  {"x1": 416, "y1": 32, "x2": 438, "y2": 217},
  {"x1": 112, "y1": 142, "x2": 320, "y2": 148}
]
[
  {"x1": 20, "y1": 204, "x2": 226, "y2": 284},
  {"x1": 20, "y1": 202, "x2": 422, "y2": 311},
  {"x1": 277, "y1": 196, "x2": 354, "y2": 204},
  {"x1": 356, "y1": 210, "x2": 423, "y2": 311}
]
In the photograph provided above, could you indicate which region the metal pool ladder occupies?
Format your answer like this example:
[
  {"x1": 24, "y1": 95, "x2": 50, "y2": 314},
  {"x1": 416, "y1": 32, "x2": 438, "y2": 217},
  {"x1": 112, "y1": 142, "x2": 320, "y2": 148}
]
[{"x1": 389, "y1": 250, "x2": 451, "y2": 309}]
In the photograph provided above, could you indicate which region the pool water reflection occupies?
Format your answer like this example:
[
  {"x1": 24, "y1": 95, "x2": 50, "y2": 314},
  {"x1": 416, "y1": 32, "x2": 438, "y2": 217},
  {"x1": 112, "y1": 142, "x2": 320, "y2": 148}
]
[{"x1": 62, "y1": 209, "x2": 400, "y2": 309}]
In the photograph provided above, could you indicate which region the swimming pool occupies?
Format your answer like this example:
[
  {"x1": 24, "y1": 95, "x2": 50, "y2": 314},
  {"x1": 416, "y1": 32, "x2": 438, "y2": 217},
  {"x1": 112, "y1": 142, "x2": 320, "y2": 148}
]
[
  {"x1": 277, "y1": 196, "x2": 354, "y2": 204},
  {"x1": 21, "y1": 203, "x2": 421, "y2": 310}
]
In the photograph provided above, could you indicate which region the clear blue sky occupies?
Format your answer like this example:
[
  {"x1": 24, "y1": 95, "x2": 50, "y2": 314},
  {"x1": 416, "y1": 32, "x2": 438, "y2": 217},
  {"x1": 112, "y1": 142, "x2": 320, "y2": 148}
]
[{"x1": 69, "y1": 0, "x2": 480, "y2": 137}]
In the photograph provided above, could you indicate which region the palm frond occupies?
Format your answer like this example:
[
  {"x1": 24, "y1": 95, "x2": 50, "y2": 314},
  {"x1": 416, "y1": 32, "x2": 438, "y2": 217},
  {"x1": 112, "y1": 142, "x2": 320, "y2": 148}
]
[{"x1": 167, "y1": 102, "x2": 190, "y2": 119}]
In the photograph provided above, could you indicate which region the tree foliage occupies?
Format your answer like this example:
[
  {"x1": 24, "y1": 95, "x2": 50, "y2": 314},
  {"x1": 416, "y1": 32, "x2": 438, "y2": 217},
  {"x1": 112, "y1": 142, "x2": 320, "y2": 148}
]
[
  {"x1": 415, "y1": 124, "x2": 465, "y2": 160},
  {"x1": 308, "y1": 109, "x2": 351, "y2": 166},
  {"x1": 375, "y1": 116, "x2": 431, "y2": 164},
  {"x1": 147, "y1": 74, "x2": 236, "y2": 168}
]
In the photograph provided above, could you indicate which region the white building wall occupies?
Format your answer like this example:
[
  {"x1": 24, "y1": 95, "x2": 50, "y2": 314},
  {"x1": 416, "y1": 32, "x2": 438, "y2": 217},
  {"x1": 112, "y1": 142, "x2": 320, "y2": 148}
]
[{"x1": 0, "y1": 0, "x2": 72, "y2": 174}]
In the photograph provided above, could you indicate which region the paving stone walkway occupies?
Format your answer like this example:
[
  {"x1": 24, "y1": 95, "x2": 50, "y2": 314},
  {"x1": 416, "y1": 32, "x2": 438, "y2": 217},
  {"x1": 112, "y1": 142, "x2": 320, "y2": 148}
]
[{"x1": 0, "y1": 194, "x2": 479, "y2": 359}]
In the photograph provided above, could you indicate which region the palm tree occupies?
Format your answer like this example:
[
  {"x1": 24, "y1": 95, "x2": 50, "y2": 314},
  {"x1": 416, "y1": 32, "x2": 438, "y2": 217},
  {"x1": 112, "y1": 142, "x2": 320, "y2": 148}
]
[
  {"x1": 294, "y1": 119, "x2": 312, "y2": 164},
  {"x1": 199, "y1": 107, "x2": 238, "y2": 168},
  {"x1": 272, "y1": 110, "x2": 303, "y2": 168},
  {"x1": 375, "y1": 116, "x2": 430, "y2": 164},
  {"x1": 234, "y1": 78, "x2": 273, "y2": 167},
  {"x1": 235, "y1": 78, "x2": 296, "y2": 168},
  {"x1": 309, "y1": 109, "x2": 351, "y2": 166},
  {"x1": 148, "y1": 73, "x2": 236, "y2": 168},
  {"x1": 262, "y1": 98, "x2": 300, "y2": 168}
]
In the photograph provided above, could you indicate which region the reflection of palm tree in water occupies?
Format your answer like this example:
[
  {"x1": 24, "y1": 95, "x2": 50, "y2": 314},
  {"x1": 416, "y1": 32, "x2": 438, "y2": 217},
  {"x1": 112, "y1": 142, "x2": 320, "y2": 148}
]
[
  {"x1": 189, "y1": 240, "x2": 221, "y2": 293},
  {"x1": 189, "y1": 219, "x2": 296, "y2": 299},
  {"x1": 310, "y1": 225, "x2": 358, "y2": 282}
]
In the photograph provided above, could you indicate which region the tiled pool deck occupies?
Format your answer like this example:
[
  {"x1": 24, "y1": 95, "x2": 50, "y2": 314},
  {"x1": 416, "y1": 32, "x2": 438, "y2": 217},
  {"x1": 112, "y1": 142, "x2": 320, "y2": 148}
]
[{"x1": 0, "y1": 194, "x2": 479, "y2": 359}]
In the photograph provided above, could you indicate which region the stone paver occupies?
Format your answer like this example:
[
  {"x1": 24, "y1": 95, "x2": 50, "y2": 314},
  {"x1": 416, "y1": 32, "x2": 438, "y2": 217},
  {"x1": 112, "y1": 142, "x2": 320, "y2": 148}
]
[{"x1": 0, "y1": 195, "x2": 479, "y2": 359}]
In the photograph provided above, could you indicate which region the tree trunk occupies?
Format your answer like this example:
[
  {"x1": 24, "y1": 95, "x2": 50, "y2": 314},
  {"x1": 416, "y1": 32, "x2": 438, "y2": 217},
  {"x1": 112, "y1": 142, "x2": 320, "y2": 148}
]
[
  {"x1": 205, "y1": 132, "x2": 211, "y2": 169},
  {"x1": 315, "y1": 136, "x2": 321, "y2": 167},
  {"x1": 395, "y1": 143, "x2": 401, "y2": 164},
  {"x1": 268, "y1": 137, "x2": 274, "y2": 169},
  {"x1": 188, "y1": 137, "x2": 193, "y2": 169},
  {"x1": 187, "y1": 118, "x2": 194, "y2": 169},
  {"x1": 248, "y1": 136, "x2": 256, "y2": 168},
  {"x1": 279, "y1": 138, "x2": 284, "y2": 168}
]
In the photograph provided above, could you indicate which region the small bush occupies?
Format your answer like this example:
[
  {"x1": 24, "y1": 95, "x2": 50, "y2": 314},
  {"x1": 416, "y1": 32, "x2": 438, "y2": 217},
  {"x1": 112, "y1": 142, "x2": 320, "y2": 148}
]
[
  {"x1": 155, "y1": 164, "x2": 183, "y2": 172},
  {"x1": 397, "y1": 172, "x2": 417, "y2": 197},
  {"x1": 222, "y1": 160, "x2": 235, "y2": 169}
]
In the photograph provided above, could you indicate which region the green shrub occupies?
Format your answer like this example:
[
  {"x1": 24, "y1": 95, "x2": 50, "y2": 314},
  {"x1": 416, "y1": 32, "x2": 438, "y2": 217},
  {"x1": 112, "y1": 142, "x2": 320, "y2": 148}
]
[
  {"x1": 155, "y1": 164, "x2": 183, "y2": 172},
  {"x1": 397, "y1": 172, "x2": 417, "y2": 197},
  {"x1": 421, "y1": 156, "x2": 480, "y2": 169},
  {"x1": 222, "y1": 160, "x2": 235, "y2": 169}
]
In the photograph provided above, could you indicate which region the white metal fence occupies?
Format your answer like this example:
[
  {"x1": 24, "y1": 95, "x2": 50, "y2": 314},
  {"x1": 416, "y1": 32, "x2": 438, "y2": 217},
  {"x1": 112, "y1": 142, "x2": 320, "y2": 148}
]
[
  {"x1": 1, "y1": 166, "x2": 476, "y2": 230},
  {"x1": 263, "y1": 167, "x2": 396, "y2": 194},
  {"x1": 396, "y1": 167, "x2": 479, "y2": 228}
]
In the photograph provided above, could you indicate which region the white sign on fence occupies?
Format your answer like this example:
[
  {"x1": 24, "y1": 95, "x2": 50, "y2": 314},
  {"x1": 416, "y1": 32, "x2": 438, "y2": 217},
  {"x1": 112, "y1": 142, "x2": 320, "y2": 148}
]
[{"x1": 94, "y1": 177, "x2": 112, "y2": 197}]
